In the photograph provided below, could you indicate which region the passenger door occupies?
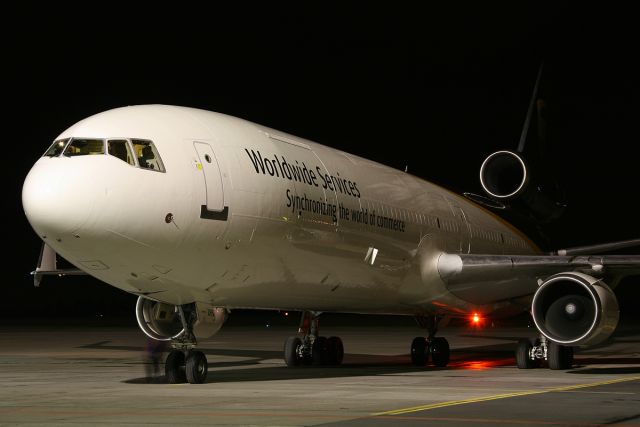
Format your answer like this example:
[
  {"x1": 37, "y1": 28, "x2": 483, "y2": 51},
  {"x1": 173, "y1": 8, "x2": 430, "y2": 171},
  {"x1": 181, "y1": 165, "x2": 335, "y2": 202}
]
[{"x1": 194, "y1": 142, "x2": 226, "y2": 214}]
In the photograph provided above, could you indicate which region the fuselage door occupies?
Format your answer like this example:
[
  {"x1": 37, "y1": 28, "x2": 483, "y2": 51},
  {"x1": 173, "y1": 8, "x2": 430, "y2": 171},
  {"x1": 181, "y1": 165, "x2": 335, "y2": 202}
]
[{"x1": 194, "y1": 142, "x2": 225, "y2": 212}]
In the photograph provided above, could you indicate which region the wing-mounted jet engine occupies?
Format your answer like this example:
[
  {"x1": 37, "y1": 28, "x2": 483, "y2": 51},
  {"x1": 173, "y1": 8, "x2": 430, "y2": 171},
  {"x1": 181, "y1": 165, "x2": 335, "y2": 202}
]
[
  {"x1": 518, "y1": 271, "x2": 620, "y2": 370},
  {"x1": 531, "y1": 272, "x2": 619, "y2": 347}
]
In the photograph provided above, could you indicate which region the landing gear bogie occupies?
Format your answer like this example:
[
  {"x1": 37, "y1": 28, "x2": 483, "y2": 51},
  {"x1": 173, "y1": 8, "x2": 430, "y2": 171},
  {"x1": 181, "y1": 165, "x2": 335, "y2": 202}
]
[
  {"x1": 283, "y1": 312, "x2": 344, "y2": 368},
  {"x1": 410, "y1": 336, "x2": 450, "y2": 367},
  {"x1": 515, "y1": 336, "x2": 574, "y2": 370},
  {"x1": 411, "y1": 315, "x2": 450, "y2": 368}
]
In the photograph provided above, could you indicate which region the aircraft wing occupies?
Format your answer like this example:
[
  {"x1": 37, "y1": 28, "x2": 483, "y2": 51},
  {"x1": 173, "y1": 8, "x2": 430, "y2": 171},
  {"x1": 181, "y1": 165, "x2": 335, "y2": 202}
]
[{"x1": 437, "y1": 252, "x2": 640, "y2": 305}]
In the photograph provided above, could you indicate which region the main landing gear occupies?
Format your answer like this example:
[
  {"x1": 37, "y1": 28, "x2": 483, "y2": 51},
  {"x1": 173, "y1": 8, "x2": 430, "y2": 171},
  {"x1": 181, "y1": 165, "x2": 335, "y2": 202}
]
[
  {"x1": 516, "y1": 336, "x2": 574, "y2": 370},
  {"x1": 411, "y1": 315, "x2": 450, "y2": 367},
  {"x1": 165, "y1": 305, "x2": 209, "y2": 384},
  {"x1": 284, "y1": 311, "x2": 344, "y2": 367}
]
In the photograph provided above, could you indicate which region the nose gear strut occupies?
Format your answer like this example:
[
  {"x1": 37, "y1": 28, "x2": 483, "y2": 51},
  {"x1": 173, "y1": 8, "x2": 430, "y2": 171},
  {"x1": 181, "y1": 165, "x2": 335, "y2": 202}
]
[{"x1": 164, "y1": 304, "x2": 209, "y2": 384}]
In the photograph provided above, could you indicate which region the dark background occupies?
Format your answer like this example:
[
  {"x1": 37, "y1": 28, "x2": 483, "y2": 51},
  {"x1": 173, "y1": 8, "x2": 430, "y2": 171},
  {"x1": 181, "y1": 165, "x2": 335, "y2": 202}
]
[{"x1": 4, "y1": 3, "x2": 638, "y2": 322}]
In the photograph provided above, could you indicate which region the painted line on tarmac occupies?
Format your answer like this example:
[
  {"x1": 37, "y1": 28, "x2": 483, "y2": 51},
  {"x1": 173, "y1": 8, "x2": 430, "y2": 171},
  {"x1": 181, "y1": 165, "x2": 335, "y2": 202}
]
[
  {"x1": 373, "y1": 375, "x2": 640, "y2": 416},
  {"x1": 375, "y1": 415, "x2": 640, "y2": 426}
]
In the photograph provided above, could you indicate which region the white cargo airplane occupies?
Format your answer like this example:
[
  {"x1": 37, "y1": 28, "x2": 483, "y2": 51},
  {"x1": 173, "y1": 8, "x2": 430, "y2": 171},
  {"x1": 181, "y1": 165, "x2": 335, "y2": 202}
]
[{"x1": 22, "y1": 104, "x2": 640, "y2": 384}]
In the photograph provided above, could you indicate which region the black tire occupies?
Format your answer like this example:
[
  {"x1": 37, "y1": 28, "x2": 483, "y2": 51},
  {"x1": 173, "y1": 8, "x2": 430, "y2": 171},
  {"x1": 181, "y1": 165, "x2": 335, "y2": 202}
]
[
  {"x1": 516, "y1": 339, "x2": 536, "y2": 369},
  {"x1": 326, "y1": 336, "x2": 344, "y2": 365},
  {"x1": 284, "y1": 336, "x2": 302, "y2": 367},
  {"x1": 185, "y1": 350, "x2": 208, "y2": 384},
  {"x1": 302, "y1": 351, "x2": 313, "y2": 366},
  {"x1": 548, "y1": 342, "x2": 573, "y2": 370},
  {"x1": 165, "y1": 350, "x2": 186, "y2": 384},
  {"x1": 411, "y1": 337, "x2": 428, "y2": 366},
  {"x1": 312, "y1": 336, "x2": 328, "y2": 366},
  {"x1": 430, "y1": 337, "x2": 450, "y2": 367}
]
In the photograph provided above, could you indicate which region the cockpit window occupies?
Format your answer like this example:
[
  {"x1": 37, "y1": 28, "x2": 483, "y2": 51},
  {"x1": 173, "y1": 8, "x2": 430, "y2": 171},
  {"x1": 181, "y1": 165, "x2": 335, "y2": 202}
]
[
  {"x1": 63, "y1": 138, "x2": 105, "y2": 157},
  {"x1": 43, "y1": 139, "x2": 69, "y2": 157},
  {"x1": 107, "y1": 139, "x2": 135, "y2": 165},
  {"x1": 42, "y1": 137, "x2": 165, "y2": 172},
  {"x1": 131, "y1": 139, "x2": 165, "y2": 172}
]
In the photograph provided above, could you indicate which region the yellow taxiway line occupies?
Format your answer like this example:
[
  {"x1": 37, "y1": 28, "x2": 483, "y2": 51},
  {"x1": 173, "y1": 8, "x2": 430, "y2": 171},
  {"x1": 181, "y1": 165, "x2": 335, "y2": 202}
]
[{"x1": 374, "y1": 375, "x2": 640, "y2": 416}]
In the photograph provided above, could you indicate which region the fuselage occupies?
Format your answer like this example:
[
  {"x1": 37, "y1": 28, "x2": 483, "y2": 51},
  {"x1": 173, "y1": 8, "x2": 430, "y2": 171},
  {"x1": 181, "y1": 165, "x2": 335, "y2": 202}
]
[{"x1": 22, "y1": 105, "x2": 538, "y2": 317}]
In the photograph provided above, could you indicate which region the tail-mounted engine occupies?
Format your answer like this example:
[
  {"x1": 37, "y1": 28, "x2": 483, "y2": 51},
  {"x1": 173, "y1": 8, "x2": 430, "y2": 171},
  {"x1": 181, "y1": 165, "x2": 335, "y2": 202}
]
[
  {"x1": 531, "y1": 272, "x2": 619, "y2": 346},
  {"x1": 480, "y1": 151, "x2": 528, "y2": 199},
  {"x1": 135, "y1": 296, "x2": 227, "y2": 341},
  {"x1": 476, "y1": 65, "x2": 565, "y2": 223},
  {"x1": 479, "y1": 150, "x2": 564, "y2": 222}
]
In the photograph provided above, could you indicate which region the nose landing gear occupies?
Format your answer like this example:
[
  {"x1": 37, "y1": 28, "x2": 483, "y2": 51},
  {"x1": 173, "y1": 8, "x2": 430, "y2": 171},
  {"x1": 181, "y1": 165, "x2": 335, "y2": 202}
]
[{"x1": 164, "y1": 305, "x2": 209, "y2": 384}]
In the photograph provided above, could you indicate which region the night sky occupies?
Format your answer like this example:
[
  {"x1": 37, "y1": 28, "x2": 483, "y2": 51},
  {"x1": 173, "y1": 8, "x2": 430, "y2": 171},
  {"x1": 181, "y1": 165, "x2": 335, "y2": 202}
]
[{"x1": 5, "y1": 4, "x2": 638, "y2": 319}]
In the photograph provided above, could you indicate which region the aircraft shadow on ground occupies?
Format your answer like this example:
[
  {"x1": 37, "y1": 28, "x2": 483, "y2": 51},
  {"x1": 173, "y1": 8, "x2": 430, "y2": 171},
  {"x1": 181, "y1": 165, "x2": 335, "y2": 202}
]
[
  {"x1": 78, "y1": 340, "x2": 640, "y2": 384},
  {"x1": 121, "y1": 345, "x2": 516, "y2": 384}
]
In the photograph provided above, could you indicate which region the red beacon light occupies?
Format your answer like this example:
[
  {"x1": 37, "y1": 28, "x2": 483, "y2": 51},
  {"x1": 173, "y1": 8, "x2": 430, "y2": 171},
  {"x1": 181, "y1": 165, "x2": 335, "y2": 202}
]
[{"x1": 470, "y1": 312, "x2": 483, "y2": 326}]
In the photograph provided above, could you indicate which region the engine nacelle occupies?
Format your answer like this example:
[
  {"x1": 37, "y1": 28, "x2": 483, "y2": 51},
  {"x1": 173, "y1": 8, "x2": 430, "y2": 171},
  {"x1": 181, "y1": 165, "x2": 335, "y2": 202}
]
[
  {"x1": 135, "y1": 296, "x2": 227, "y2": 341},
  {"x1": 479, "y1": 150, "x2": 565, "y2": 222},
  {"x1": 532, "y1": 272, "x2": 619, "y2": 346},
  {"x1": 480, "y1": 150, "x2": 529, "y2": 199}
]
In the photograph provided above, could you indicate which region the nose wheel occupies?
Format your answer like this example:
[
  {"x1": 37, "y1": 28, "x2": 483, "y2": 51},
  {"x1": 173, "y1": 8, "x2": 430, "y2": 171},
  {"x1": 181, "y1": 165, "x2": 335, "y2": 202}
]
[
  {"x1": 165, "y1": 350, "x2": 186, "y2": 383},
  {"x1": 165, "y1": 349, "x2": 208, "y2": 384}
]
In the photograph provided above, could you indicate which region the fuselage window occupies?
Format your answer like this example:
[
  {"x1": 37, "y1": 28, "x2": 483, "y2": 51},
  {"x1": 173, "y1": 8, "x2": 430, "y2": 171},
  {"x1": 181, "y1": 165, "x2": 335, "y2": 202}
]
[
  {"x1": 108, "y1": 139, "x2": 135, "y2": 165},
  {"x1": 63, "y1": 138, "x2": 105, "y2": 156},
  {"x1": 43, "y1": 138, "x2": 69, "y2": 157},
  {"x1": 131, "y1": 139, "x2": 165, "y2": 172}
]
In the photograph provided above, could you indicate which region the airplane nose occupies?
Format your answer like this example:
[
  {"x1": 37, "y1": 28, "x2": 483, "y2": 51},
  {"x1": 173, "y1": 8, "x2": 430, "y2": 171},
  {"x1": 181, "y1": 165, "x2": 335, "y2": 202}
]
[{"x1": 22, "y1": 159, "x2": 99, "y2": 238}]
